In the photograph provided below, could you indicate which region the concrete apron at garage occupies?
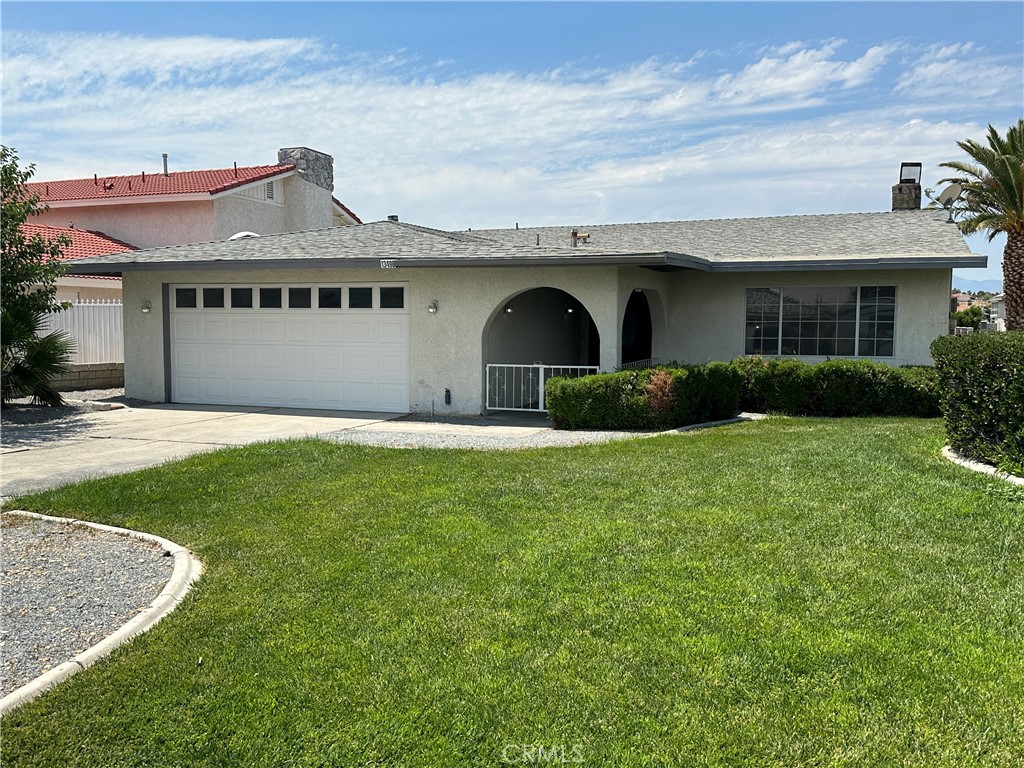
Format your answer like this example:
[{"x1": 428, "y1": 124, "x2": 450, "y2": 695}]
[{"x1": 0, "y1": 404, "x2": 396, "y2": 498}]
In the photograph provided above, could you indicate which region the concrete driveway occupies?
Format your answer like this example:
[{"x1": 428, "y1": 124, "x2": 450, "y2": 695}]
[{"x1": 0, "y1": 404, "x2": 394, "y2": 498}]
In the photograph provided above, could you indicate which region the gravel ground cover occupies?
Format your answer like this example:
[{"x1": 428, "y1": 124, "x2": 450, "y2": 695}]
[
  {"x1": 325, "y1": 421, "x2": 655, "y2": 450},
  {"x1": 1, "y1": 388, "x2": 154, "y2": 427},
  {"x1": 0, "y1": 513, "x2": 175, "y2": 697}
]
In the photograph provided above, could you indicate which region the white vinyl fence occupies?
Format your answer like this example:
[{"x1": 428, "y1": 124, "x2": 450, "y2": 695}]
[{"x1": 40, "y1": 300, "x2": 124, "y2": 364}]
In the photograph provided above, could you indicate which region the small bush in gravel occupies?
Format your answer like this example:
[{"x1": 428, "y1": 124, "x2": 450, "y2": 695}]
[{"x1": 931, "y1": 332, "x2": 1024, "y2": 475}]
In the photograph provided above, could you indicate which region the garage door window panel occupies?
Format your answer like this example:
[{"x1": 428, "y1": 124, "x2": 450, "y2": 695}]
[
  {"x1": 203, "y1": 288, "x2": 225, "y2": 308},
  {"x1": 231, "y1": 288, "x2": 253, "y2": 309},
  {"x1": 260, "y1": 288, "x2": 283, "y2": 309},
  {"x1": 176, "y1": 288, "x2": 197, "y2": 308},
  {"x1": 380, "y1": 287, "x2": 405, "y2": 309},
  {"x1": 289, "y1": 287, "x2": 312, "y2": 309},
  {"x1": 319, "y1": 287, "x2": 342, "y2": 309},
  {"x1": 349, "y1": 287, "x2": 373, "y2": 309}
]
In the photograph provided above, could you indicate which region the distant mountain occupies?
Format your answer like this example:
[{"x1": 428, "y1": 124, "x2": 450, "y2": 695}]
[{"x1": 952, "y1": 274, "x2": 1003, "y2": 293}]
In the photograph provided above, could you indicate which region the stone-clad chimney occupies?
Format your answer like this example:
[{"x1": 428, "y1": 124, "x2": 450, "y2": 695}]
[
  {"x1": 892, "y1": 162, "x2": 922, "y2": 211},
  {"x1": 278, "y1": 147, "x2": 334, "y2": 192}
]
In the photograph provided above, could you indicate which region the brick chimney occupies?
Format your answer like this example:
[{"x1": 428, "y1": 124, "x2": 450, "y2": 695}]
[
  {"x1": 278, "y1": 147, "x2": 334, "y2": 192},
  {"x1": 892, "y1": 162, "x2": 922, "y2": 211}
]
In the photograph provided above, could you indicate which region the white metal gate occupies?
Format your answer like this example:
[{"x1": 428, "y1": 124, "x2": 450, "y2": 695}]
[{"x1": 485, "y1": 364, "x2": 598, "y2": 412}]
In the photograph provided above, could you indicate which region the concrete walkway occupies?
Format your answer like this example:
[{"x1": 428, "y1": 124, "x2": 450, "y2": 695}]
[{"x1": 1, "y1": 404, "x2": 396, "y2": 497}]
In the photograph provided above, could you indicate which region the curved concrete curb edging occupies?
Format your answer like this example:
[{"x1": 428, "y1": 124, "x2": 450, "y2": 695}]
[
  {"x1": 0, "y1": 511, "x2": 204, "y2": 716},
  {"x1": 941, "y1": 446, "x2": 1024, "y2": 487}
]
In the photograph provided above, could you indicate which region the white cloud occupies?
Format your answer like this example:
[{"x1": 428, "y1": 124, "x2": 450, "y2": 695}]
[
  {"x1": 896, "y1": 41, "x2": 1022, "y2": 107},
  {"x1": 0, "y1": 27, "x2": 1017, "y2": 265}
]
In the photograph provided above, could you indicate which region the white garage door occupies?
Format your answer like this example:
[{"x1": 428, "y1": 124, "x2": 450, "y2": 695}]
[{"x1": 170, "y1": 283, "x2": 409, "y2": 412}]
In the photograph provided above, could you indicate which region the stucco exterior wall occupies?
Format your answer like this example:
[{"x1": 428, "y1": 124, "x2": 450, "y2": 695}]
[
  {"x1": 282, "y1": 176, "x2": 334, "y2": 232},
  {"x1": 212, "y1": 195, "x2": 287, "y2": 239},
  {"x1": 123, "y1": 266, "x2": 622, "y2": 413},
  {"x1": 35, "y1": 202, "x2": 215, "y2": 249},
  {"x1": 122, "y1": 264, "x2": 952, "y2": 412},
  {"x1": 616, "y1": 267, "x2": 674, "y2": 362},
  {"x1": 662, "y1": 268, "x2": 952, "y2": 366}
]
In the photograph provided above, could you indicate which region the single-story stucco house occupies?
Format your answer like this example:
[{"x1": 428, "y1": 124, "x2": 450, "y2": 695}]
[{"x1": 66, "y1": 178, "x2": 985, "y2": 416}]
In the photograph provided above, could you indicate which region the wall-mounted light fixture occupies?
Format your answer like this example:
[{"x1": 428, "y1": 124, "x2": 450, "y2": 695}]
[
  {"x1": 141, "y1": 301, "x2": 152, "y2": 314},
  {"x1": 504, "y1": 303, "x2": 514, "y2": 314},
  {"x1": 427, "y1": 300, "x2": 439, "y2": 314}
]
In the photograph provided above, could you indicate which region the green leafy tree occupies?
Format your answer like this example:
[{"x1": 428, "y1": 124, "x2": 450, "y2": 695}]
[
  {"x1": 953, "y1": 304, "x2": 983, "y2": 330},
  {"x1": 1, "y1": 146, "x2": 74, "y2": 405},
  {"x1": 940, "y1": 119, "x2": 1024, "y2": 331},
  {"x1": 1, "y1": 145, "x2": 70, "y2": 315}
]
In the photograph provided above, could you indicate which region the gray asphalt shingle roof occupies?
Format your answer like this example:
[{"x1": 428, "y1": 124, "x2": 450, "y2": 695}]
[
  {"x1": 66, "y1": 210, "x2": 980, "y2": 275},
  {"x1": 473, "y1": 210, "x2": 971, "y2": 260}
]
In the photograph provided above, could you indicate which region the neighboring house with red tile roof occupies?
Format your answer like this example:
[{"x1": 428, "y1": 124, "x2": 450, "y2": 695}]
[
  {"x1": 20, "y1": 223, "x2": 132, "y2": 302},
  {"x1": 29, "y1": 147, "x2": 361, "y2": 252}
]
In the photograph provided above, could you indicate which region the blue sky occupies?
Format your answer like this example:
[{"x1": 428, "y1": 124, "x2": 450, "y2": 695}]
[{"x1": 3, "y1": 1, "x2": 1021, "y2": 283}]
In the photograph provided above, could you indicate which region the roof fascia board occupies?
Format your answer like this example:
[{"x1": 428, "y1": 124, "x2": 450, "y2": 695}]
[
  {"x1": 706, "y1": 255, "x2": 988, "y2": 271},
  {"x1": 66, "y1": 253, "x2": 985, "y2": 276},
  {"x1": 66, "y1": 254, "x2": 675, "y2": 274}
]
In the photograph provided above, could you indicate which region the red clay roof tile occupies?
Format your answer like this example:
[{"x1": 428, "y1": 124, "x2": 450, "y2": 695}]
[
  {"x1": 21, "y1": 223, "x2": 138, "y2": 260},
  {"x1": 27, "y1": 165, "x2": 295, "y2": 202}
]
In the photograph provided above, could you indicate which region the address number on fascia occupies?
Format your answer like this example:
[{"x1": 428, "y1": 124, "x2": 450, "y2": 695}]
[{"x1": 380, "y1": 259, "x2": 398, "y2": 269}]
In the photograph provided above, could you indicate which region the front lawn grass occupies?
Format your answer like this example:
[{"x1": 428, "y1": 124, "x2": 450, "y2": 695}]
[{"x1": 4, "y1": 418, "x2": 1023, "y2": 767}]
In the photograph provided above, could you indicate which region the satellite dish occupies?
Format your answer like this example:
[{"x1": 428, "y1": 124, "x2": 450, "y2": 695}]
[
  {"x1": 229, "y1": 231, "x2": 261, "y2": 240},
  {"x1": 937, "y1": 183, "x2": 962, "y2": 205},
  {"x1": 924, "y1": 183, "x2": 963, "y2": 223}
]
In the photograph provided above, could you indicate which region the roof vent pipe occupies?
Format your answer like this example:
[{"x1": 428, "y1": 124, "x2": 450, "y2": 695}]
[
  {"x1": 162, "y1": 153, "x2": 169, "y2": 177},
  {"x1": 571, "y1": 228, "x2": 579, "y2": 248},
  {"x1": 388, "y1": 215, "x2": 399, "y2": 222}
]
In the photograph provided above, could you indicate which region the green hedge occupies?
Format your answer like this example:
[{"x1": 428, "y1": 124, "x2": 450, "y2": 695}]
[
  {"x1": 546, "y1": 364, "x2": 742, "y2": 431},
  {"x1": 732, "y1": 357, "x2": 940, "y2": 417},
  {"x1": 931, "y1": 333, "x2": 1024, "y2": 475}
]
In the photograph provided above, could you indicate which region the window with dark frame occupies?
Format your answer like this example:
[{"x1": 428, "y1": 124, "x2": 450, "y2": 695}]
[
  {"x1": 202, "y1": 288, "x2": 225, "y2": 308},
  {"x1": 231, "y1": 287, "x2": 253, "y2": 309},
  {"x1": 288, "y1": 287, "x2": 312, "y2": 309},
  {"x1": 259, "y1": 287, "x2": 283, "y2": 309},
  {"x1": 745, "y1": 286, "x2": 895, "y2": 358},
  {"x1": 175, "y1": 288, "x2": 197, "y2": 308},
  {"x1": 348, "y1": 286, "x2": 373, "y2": 309},
  {"x1": 380, "y1": 286, "x2": 405, "y2": 309},
  {"x1": 318, "y1": 287, "x2": 342, "y2": 309}
]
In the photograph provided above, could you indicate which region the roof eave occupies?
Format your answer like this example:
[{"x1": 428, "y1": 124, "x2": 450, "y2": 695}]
[
  {"x1": 43, "y1": 192, "x2": 214, "y2": 208},
  {"x1": 705, "y1": 255, "x2": 987, "y2": 272}
]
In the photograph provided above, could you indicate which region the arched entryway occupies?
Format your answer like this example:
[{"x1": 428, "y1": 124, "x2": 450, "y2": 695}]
[
  {"x1": 483, "y1": 287, "x2": 599, "y2": 410},
  {"x1": 621, "y1": 289, "x2": 653, "y2": 366}
]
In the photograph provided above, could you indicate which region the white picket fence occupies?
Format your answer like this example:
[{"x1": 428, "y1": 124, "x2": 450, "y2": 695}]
[{"x1": 40, "y1": 300, "x2": 124, "y2": 364}]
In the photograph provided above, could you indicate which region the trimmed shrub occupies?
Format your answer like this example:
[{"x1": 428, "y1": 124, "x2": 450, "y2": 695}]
[
  {"x1": 931, "y1": 333, "x2": 1024, "y2": 474},
  {"x1": 731, "y1": 356, "x2": 812, "y2": 414},
  {"x1": 546, "y1": 364, "x2": 741, "y2": 431},
  {"x1": 811, "y1": 359, "x2": 890, "y2": 416},
  {"x1": 731, "y1": 356, "x2": 940, "y2": 417},
  {"x1": 545, "y1": 370, "x2": 652, "y2": 430}
]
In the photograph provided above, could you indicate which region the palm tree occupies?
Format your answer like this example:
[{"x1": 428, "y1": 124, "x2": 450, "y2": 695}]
[
  {"x1": 1, "y1": 305, "x2": 75, "y2": 406},
  {"x1": 940, "y1": 119, "x2": 1024, "y2": 331}
]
